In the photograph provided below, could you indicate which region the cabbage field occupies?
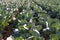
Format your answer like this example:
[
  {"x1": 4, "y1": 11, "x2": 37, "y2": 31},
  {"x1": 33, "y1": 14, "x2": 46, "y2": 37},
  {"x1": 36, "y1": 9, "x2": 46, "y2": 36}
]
[{"x1": 0, "y1": 0, "x2": 60, "y2": 40}]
